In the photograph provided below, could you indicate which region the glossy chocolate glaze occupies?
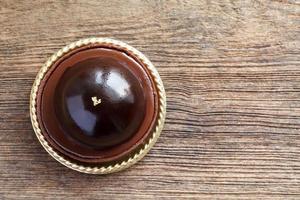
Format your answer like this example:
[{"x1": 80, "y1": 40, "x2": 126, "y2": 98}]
[
  {"x1": 55, "y1": 55, "x2": 146, "y2": 149},
  {"x1": 36, "y1": 45, "x2": 159, "y2": 164}
]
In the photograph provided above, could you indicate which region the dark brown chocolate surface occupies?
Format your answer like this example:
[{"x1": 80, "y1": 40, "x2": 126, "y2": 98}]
[{"x1": 36, "y1": 45, "x2": 159, "y2": 164}]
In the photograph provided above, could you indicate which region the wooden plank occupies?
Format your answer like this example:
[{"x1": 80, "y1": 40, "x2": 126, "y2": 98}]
[{"x1": 0, "y1": 0, "x2": 299, "y2": 199}]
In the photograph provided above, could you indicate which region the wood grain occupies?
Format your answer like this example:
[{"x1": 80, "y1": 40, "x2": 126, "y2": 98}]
[{"x1": 0, "y1": 0, "x2": 300, "y2": 199}]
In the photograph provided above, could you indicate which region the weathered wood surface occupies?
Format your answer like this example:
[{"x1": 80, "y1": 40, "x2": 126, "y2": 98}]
[{"x1": 0, "y1": 0, "x2": 300, "y2": 199}]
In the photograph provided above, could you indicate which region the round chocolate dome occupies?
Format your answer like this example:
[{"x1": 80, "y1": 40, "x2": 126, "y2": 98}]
[{"x1": 53, "y1": 48, "x2": 149, "y2": 149}]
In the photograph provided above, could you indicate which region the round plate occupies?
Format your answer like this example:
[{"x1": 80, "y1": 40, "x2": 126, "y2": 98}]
[{"x1": 30, "y1": 38, "x2": 166, "y2": 174}]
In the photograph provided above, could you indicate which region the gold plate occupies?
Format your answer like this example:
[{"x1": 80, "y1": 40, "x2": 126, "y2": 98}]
[{"x1": 30, "y1": 38, "x2": 166, "y2": 174}]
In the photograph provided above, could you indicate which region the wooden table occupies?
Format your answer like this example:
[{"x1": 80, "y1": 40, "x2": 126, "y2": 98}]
[{"x1": 1, "y1": 0, "x2": 299, "y2": 199}]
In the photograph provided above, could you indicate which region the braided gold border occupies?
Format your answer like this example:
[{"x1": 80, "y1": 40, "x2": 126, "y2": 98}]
[{"x1": 30, "y1": 38, "x2": 166, "y2": 174}]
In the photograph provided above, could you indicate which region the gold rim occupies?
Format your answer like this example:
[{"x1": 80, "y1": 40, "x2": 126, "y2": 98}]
[{"x1": 30, "y1": 38, "x2": 166, "y2": 174}]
